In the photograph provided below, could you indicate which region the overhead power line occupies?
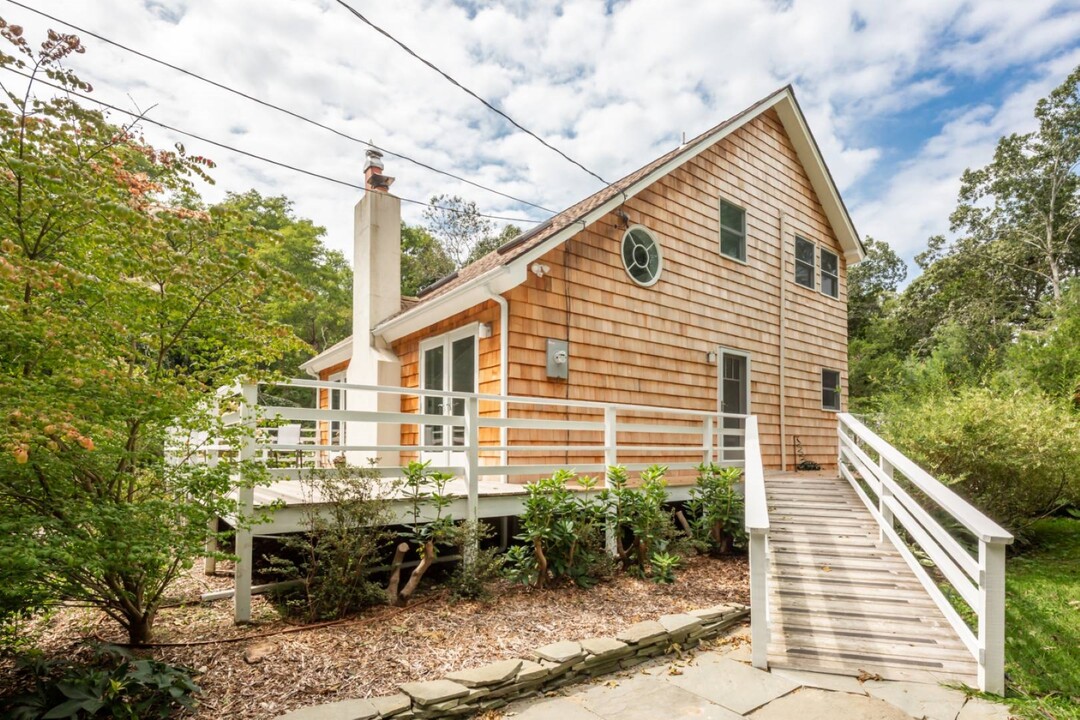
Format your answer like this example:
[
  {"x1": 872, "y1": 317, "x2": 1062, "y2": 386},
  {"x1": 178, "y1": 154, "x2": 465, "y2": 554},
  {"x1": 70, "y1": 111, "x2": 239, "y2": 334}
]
[
  {"x1": 0, "y1": 66, "x2": 542, "y2": 225},
  {"x1": 332, "y1": 0, "x2": 611, "y2": 186},
  {"x1": 1, "y1": 0, "x2": 556, "y2": 215}
]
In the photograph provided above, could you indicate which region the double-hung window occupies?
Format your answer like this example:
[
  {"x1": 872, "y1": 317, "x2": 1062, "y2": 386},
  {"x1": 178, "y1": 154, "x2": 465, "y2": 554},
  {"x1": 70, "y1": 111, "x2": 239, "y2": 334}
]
[
  {"x1": 821, "y1": 369, "x2": 842, "y2": 411},
  {"x1": 820, "y1": 248, "x2": 839, "y2": 299},
  {"x1": 719, "y1": 200, "x2": 746, "y2": 262},
  {"x1": 794, "y1": 236, "x2": 815, "y2": 289}
]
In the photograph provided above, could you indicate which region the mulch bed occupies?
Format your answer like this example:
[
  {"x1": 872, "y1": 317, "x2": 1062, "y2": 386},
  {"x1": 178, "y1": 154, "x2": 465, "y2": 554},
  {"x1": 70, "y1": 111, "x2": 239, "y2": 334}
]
[{"x1": 2, "y1": 554, "x2": 748, "y2": 719}]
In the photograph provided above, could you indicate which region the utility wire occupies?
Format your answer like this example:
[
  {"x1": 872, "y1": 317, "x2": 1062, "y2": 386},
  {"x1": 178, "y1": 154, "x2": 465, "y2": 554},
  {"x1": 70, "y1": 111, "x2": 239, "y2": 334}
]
[
  {"x1": 0, "y1": 66, "x2": 542, "y2": 224},
  {"x1": 1, "y1": 0, "x2": 557, "y2": 215},
  {"x1": 333, "y1": 0, "x2": 611, "y2": 186}
]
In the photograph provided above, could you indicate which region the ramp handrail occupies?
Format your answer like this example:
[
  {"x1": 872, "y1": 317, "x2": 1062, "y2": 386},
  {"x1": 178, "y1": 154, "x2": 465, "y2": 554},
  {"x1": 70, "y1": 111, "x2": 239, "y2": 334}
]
[{"x1": 837, "y1": 413, "x2": 1012, "y2": 694}]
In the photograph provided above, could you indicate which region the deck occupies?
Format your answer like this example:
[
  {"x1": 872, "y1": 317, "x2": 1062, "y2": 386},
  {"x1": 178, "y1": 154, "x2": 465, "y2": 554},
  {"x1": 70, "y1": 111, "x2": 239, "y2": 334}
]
[{"x1": 241, "y1": 476, "x2": 701, "y2": 536}]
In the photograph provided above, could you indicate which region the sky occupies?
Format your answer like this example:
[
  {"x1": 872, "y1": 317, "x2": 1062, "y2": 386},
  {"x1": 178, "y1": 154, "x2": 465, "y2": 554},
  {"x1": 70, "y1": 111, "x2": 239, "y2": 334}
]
[{"x1": 8, "y1": 0, "x2": 1080, "y2": 281}]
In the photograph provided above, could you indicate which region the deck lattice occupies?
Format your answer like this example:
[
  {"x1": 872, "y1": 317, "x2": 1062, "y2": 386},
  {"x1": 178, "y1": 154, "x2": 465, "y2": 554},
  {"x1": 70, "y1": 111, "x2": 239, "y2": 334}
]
[{"x1": 764, "y1": 473, "x2": 978, "y2": 684}]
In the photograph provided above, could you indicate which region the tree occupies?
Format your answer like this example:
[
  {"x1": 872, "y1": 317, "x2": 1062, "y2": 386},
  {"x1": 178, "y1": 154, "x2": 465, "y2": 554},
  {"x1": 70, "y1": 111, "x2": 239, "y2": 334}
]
[
  {"x1": 400, "y1": 222, "x2": 454, "y2": 296},
  {"x1": 214, "y1": 190, "x2": 351, "y2": 375},
  {"x1": 465, "y1": 223, "x2": 521, "y2": 266},
  {"x1": 951, "y1": 65, "x2": 1080, "y2": 304},
  {"x1": 847, "y1": 236, "x2": 906, "y2": 340},
  {"x1": 0, "y1": 25, "x2": 301, "y2": 643},
  {"x1": 422, "y1": 194, "x2": 493, "y2": 267}
]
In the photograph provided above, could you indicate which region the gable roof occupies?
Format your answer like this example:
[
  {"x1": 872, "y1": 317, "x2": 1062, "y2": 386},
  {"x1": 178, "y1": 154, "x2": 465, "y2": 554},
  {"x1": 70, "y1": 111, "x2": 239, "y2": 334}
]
[{"x1": 370, "y1": 85, "x2": 862, "y2": 343}]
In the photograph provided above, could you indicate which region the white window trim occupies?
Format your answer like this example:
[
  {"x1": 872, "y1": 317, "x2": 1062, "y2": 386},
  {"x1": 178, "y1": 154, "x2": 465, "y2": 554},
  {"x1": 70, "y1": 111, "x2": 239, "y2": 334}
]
[
  {"x1": 716, "y1": 347, "x2": 752, "y2": 465},
  {"x1": 821, "y1": 367, "x2": 842, "y2": 412},
  {"x1": 717, "y1": 347, "x2": 752, "y2": 414},
  {"x1": 718, "y1": 198, "x2": 749, "y2": 265},
  {"x1": 819, "y1": 246, "x2": 840, "y2": 299},
  {"x1": 621, "y1": 224, "x2": 664, "y2": 287},
  {"x1": 419, "y1": 323, "x2": 481, "y2": 458},
  {"x1": 794, "y1": 235, "x2": 816, "y2": 290}
]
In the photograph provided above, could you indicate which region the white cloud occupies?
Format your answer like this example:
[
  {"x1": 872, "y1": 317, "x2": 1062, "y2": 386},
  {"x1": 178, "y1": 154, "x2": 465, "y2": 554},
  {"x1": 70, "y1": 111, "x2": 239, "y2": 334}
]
[
  {"x1": 7, "y1": 0, "x2": 1080, "y2": 274},
  {"x1": 852, "y1": 47, "x2": 1080, "y2": 263}
]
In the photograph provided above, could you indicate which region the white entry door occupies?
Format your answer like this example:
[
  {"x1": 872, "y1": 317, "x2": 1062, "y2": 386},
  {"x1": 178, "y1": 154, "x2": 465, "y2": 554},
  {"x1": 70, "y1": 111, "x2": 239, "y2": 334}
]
[
  {"x1": 717, "y1": 348, "x2": 751, "y2": 464},
  {"x1": 420, "y1": 326, "x2": 477, "y2": 467}
]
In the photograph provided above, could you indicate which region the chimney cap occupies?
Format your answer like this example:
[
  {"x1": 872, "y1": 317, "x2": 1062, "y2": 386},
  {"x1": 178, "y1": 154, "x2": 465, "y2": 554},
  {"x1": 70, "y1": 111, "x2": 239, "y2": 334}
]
[{"x1": 364, "y1": 148, "x2": 384, "y2": 172}]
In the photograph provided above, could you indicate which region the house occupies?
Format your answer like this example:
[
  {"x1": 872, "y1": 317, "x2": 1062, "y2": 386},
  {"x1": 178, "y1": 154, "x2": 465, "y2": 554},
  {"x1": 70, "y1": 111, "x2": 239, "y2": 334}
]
[
  {"x1": 300, "y1": 85, "x2": 864, "y2": 476},
  {"x1": 234, "y1": 88, "x2": 1014, "y2": 689}
]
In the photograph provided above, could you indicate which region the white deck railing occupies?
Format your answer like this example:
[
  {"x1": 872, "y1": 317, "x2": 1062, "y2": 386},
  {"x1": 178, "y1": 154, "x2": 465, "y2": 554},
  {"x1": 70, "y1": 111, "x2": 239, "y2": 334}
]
[
  {"x1": 188, "y1": 379, "x2": 756, "y2": 623},
  {"x1": 742, "y1": 417, "x2": 770, "y2": 670},
  {"x1": 837, "y1": 413, "x2": 1013, "y2": 694}
]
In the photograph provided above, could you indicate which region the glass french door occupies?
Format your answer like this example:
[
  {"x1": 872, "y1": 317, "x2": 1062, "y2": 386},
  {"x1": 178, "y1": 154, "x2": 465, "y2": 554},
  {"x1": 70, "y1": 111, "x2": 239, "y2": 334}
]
[
  {"x1": 718, "y1": 348, "x2": 750, "y2": 464},
  {"x1": 420, "y1": 327, "x2": 477, "y2": 466}
]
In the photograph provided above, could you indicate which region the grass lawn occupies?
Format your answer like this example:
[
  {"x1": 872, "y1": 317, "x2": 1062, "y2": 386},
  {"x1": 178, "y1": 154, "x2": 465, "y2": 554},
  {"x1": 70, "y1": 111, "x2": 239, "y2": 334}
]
[{"x1": 1001, "y1": 517, "x2": 1080, "y2": 720}]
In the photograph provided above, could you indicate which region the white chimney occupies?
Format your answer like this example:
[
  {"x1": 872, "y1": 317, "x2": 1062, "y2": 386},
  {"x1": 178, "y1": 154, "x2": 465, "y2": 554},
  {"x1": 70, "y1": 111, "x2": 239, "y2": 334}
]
[{"x1": 345, "y1": 149, "x2": 402, "y2": 466}]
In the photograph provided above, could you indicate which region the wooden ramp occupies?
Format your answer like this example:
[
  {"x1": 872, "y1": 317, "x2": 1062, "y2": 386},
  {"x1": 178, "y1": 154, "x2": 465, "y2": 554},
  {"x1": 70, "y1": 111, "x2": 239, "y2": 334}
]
[{"x1": 764, "y1": 473, "x2": 978, "y2": 685}]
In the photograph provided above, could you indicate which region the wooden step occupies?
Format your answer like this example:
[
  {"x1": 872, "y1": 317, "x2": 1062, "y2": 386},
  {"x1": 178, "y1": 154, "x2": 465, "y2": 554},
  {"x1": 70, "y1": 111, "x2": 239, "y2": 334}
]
[
  {"x1": 770, "y1": 630, "x2": 974, "y2": 663},
  {"x1": 767, "y1": 647, "x2": 977, "y2": 682},
  {"x1": 770, "y1": 554, "x2": 911, "y2": 572},
  {"x1": 771, "y1": 522, "x2": 879, "y2": 533},
  {"x1": 772, "y1": 579, "x2": 939, "y2": 604},
  {"x1": 768, "y1": 593, "x2": 947, "y2": 617},
  {"x1": 767, "y1": 655, "x2": 975, "y2": 685},
  {"x1": 769, "y1": 612, "x2": 955, "y2": 636},
  {"x1": 771, "y1": 569, "x2": 926, "y2": 592},
  {"x1": 769, "y1": 545, "x2": 890, "y2": 559}
]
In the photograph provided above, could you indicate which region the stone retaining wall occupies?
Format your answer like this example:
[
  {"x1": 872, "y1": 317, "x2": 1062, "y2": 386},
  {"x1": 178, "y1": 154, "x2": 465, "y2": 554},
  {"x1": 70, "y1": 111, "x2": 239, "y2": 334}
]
[{"x1": 273, "y1": 604, "x2": 749, "y2": 720}]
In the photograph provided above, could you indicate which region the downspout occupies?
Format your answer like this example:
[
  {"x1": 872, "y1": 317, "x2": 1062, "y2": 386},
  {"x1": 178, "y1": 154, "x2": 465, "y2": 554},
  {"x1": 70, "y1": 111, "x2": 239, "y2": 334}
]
[
  {"x1": 778, "y1": 212, "x2": 789, "y2": 472},
  {"x1": 486, "y1": 286, "x2": 509, "y2": 472}
]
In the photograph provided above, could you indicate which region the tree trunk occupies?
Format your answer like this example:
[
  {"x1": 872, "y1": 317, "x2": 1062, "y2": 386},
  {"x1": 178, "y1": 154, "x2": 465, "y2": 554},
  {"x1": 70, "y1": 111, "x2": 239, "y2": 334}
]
[
  {"x1": 399, "y1": 540, "x2": 434, "y2": 605},
  {"x1": 127, "y1": 611, "x2": 155, "y2": 645},
  {"x1": 532, "y1": 537, "x2": 548, "y2": 589},
  {"x1": 386, "y1": 542, "x2": 409, "y2": 607}
]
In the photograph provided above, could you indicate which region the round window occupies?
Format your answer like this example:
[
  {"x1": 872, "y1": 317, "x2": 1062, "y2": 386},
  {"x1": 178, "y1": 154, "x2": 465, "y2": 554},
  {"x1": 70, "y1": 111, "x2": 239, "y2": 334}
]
[{"x1": 621, "y1": 227, "x2": 662, "y2": 287}]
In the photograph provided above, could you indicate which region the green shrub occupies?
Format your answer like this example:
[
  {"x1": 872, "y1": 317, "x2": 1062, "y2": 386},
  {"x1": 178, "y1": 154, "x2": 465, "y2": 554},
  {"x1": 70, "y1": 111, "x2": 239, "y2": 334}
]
[
  {"x1": 446, "y1": 521, "x2": 505, "y2": 601},
  {"x1": 602, "y1": 465, "x2": 681, "y2": 578},
  {"x1": 387, "y1": 460, "x2": 459, "y2": 606},
  {"x1": 878, "y1": 387, "x2": 1080, "y2": 531},
  {"x1": 0, "y1": 503, "x2": 51, "y2": 654},
  {"x1": 507, "y1": 470, "x2": 609, "y2": 588},
  {"x1": 1008, "y1": 282, "x2": 1080, "y2": 407},
  {"x1": 268, "y1": 462, "x2": 392, "y2": 621},
  {"x1": 5, "y1": 645, "x2": 199, "y2": 719},
  {"x1": 648, "y1": 548, "x2": 681, "y2": 584},
  {"x1": 687, "y1": 463, "x2": 746, "y2": 554}
]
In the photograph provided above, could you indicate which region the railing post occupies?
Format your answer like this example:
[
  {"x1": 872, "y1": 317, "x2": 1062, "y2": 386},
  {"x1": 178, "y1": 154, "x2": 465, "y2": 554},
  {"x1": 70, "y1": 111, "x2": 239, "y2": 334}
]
[
  {"x1": 978, "y1": 539, "x2": 1007, "y2": 695},
  {"x1": 743, "y1": 417, "x2": 770, "y2": 670},
  {"x1": 749, "y1": 528, "x2": 769, "y2": 669},
  {"x1": 604, "y1": 406, "x2": 617, "y2": 556},
  {"x1": 878, "y1": 457, "x2": 894, "y2": 543},
  {"x1": 703, "y1": 415, "x2": 714, "y2": 465},
  {"x1": 463, "y1": 395, "x2": 480, "y2": 566},
  {"x1": 234, "y1": 382, "x2": 257, "y2": 624}
]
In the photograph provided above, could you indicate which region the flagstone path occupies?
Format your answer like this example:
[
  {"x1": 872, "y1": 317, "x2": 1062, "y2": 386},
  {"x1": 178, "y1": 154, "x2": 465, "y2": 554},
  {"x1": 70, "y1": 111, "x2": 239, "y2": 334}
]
[{"x1": 502, "y1": 634, "x2": 1011, "y2": 720}]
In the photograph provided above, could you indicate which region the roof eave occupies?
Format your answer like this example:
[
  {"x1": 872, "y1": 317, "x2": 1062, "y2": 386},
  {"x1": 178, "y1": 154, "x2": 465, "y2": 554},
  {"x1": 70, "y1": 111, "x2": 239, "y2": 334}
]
[
  {"x1": 771, "y1": 89, "x2": 865, "y2": 263},
  {"x1": 299, "y1": 335, "x2": 353, "y2": 376},
  {"x1": 374, "y1": 264, "x2": 527, "y2": 343}
]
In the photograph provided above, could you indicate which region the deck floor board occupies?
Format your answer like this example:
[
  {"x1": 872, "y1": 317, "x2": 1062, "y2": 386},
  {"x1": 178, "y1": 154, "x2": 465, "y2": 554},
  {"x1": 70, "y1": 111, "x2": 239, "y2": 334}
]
[{"x1": 765, "y1": 473, "x2": 978, "y2": 684}]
